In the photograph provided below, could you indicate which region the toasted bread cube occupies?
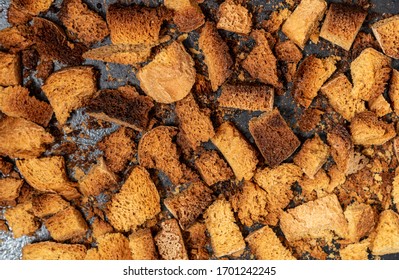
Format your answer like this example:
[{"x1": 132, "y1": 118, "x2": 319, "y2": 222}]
[
  {"x1": 45, "y1": 206, "x2": 88, "y2": 242},
  {"x1": 86, "y1": 233, "x2": 132, "y2": 260},
  {"x1": 42, "y1": 66, "x2": 97, "y2": 125},
  {"x1": 0, "y1": 26, "x2": 32, "y2": 53},
  {"x1": 155, "y1": 219, "x2": 188, "y2": 260},
  {"x1": 199, "y1": 22, "x2": 233, "y2": 91},
  {"x1": 293, "y1": 134, "x2": 330, "y2": 179},
  {"x1": 371, "y1": 210, "x2": 399, "y2": 255},
  {"x1": 91, "y1": 217, "x2": 114, "y2": 240},
  {"x1": 351, "y1": 48, "x2": 391, "y2": 102},
  {"x1": 22, "y1": 242, "x2": 87, "y2": 260},
  {"x1": 372, "y1": 15, "x2": 399, "y2": 59},
  {"x1": 242, "y1": 29, "x2": 280, "y2": 88},
  {"x1": 350, "y1": 111, "x2": 396, "y2": 146},
  {"x1": 299, "y1": 169, "x2": 331, "y2": 200},
  {"x1": 0, "y1": 157, "x2": 13, "y2": 176},
  {"x1": 211, "y1": 122, "x2": 258, "y2": 181},
  {"x1": 195, "y1": 150, "x2": 233, "y2": 186},
  {"x1": 340, "y1": 240, "x2": 370, "y2": 260},
  {"x1": 137, "y1": 42, "x2": 195, "y2": 104},
  {"x1": 219, "y1": 84, "x2": 274, "y2": 112},
  {"x1": 298, "y1": 108, "x2": 324, "y2": 132},
  {"x1": 217, "y1": 0, "x2": 252, "y2": 35},
  {"x1": 0, "y1": 116, "x2": 54, "y2": 159},
  {"x1": 11, "y1": 0, "x2": 53, "y2": 17},
  {"x1": 249, "y1": 109, "x2": 300, "y2": 168},
  {"x1": 0, "y1": 178, "x2": 23, "y2": 206},
  {"x1": 246, "y1": 226, "x2": 296, "y2": 260},
  {"x1": 280, "y1": 194, "x2": 348, "y2": 242},
  {"x1": 205, "y1": 198, "x2": 245, "y2": 257},
  {"x1": 344, "y1": 202, "x2": 376, "y2": 243},
  {"x1": 164, "y1": 0, "x2": 204, "y2": 32},
  {"x1": 369, "y1": 94, "x2": 392, "y2": 117},
  {"x1": 107, "y1": 166, "x2": 160, "y2": 232},
  {"x1": 0, "y1": 52, "x2": 21, "y2": 86},
  {"x1": 320, "y1": 4, "x2": 366, "y2": 51},
  {"x1": 4, "y1": 202, "x2": 40, "y2": 238},
  {"x1": 327, "y1": 125, "x2": 354, "y2": 174},
  {"x1": 282, "y1": 0, "x2": 327, "y2": 49},
  {"x1": 60, "y1": 0, "x2": 109, "y2": 46},
  {"x1": 31, "y1": 193, "x2": 70, "y2": 218},
  {"x1": 389, "y1": 69, "x2": 399, "y2": 115},
  {"x1": 83, "y1": 44, "x2": 151, "y2": 65},
  {"x1": 275, "y1": 40, "x2": 302, "y2": 63},
  {"x1": 129, "y1": 229, "x2": 157, "y2": 260},
  {"x1": 185, "y1": 222, "x2": 209, "y2": 260},
  {"x1": 164, "y1": 182, "x2": 213, "y2": 229}
]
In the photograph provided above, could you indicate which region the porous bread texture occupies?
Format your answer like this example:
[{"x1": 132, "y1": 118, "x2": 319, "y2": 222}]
[
  {"x1": 389, "y1": 69, "x2": 399, "y2": 115},
  {"x1": 83, "y1": 44, "x2": 151, "y2": 65},
  {"x1": 340, "y1": 240, "x2": 370, "y2": 260},
  {"x1": 8, "y1": 0, "x2": 53, "y2": 24},
  {"x1": 369, "y1": 94, "x2": 392, "y2": 117},
  {"x1": 344, "y1": 202, "x2": 376, "y2": 243},
  {"x1": 246, "y1": 226, "x2": 296, "y2": 260},
  {"x1": 327, "y1": 125, "x2": 354, "y2": 174},
  {"x1": 199, "y1": 22, "x2": 233, "y2": 91},
  {"x1": 59, "y1": 0, "x2": 109, "y2": 46},
  {"x1": 204, "y1": 198, "x2": 245, "y2": 258},
  {"x1": 282, "y1": 0, "x2": 327, "y2": 49},
  {"x1": 16, "y1": 156, "x2": 80, "y2": 200},
  {"x1": 91, "y1": 217, "x2": 114, "y2": 240},
  {"x1": 86, "y1": 233, "x2": 132, "y2": 260},
  {"x1": 22, "y1": 242, "x2": 87, "y2": 260},
  {"x1": 298, "y1": 169, "x2": 331, "y2": 200},
  {"x1": 137, "y1": 41, "x2": 195, "y2": 104},
  {"x1": 218, "y1": 84, "x2": 274, "y2": 112},
  {"x1": 372, "y1": 15, "x2": 399, "y2": 59},
  {"x1": 211, "y1": 122, "x2": 258, "y2": 181},
  {"x1": 185, "y1": 222, "x2": 209, "y2": 260},
  {"x1": 194, "y1": 150, "x2": 233, "y2": 186},
  {"x1": 42, "y1": 66, "x2": 97, "y2": 125},
  {"x1": 0, "y1": 86, "x2": 53, "y2": 127},
  {"x1": 31, "y1": 193, "x2": 70, "y2": 218},
  {"x1": 275, "y1": 40, "x2": 302, "y2": 63},
  {"x1": 0, "y1": 116, "x2": 54, "y2": 159},
  {"x1": 129, "y1": 229, "x2": 157, "y2": 260},
  {"x1": 280, "y1": 194, "x2": 348, "y2": 242},
  {"x1": 0, "y1": 25, "x2": 32, "y2": 53},
  {"x1": 249, "y1": 109, "x2": 300, "y2": 168},
  {"x1": 0, "y1": 52, "x2": 21, "y2": 87},
  {"x1": 0, "y1": 178, "x2": 23, "y2": 206},
  {"x1": 371, "y1": 210, "x2": 399, "y2": 255},
  {"x1": 320, "y1": 3, "x2": 366, "y2": 51},
  {"x1": 155, "y1": 219, "x2": 188, "y2": 260},
  {"x1": 217, "y1": 0, "x2": 252, "y2": 35},
  {"x1": 106, "y1": 166, "x2": 160, "y2": 232},
  {"x1": 164, "y1": 0, "x2": 204, "y2": 32},
  {"x1": 4, "y1": 202, "x2": 39, "y2": 238}
]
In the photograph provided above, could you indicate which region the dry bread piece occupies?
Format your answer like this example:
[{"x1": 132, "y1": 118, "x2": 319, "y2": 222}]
[
  {"x1": 249, "y1": 109, "x2": 300, "y2": 168},
  {"x1": 175, "y1": 94, "x2": 215, "y2": 150},
  {"x1": 0, "y1": 52, "x2": 21, "y2": 86},
  {"x1": 217, "y1": 0, "x2": 252, "y2": 35},
  {"x1": 0, "y1": 25, "x2": 32, "y2": 53},
  {"x1": 137, "y1": 41, "x2": 195, "y2": 104},
  {"x1": 321, "y1": 73, "x2": 365, "y2": 121},
  {"x1": 83, "y1": 44, "x2": 151, "y2": 65},
  {"x1": 199, "y1": 22, "x2": 233, "y2": 91},
  {"x1": 205, "y1": 198, "x2": 245, "y2": 258},
  {"x1": 86, "y1": 233, "x2": 132, "y2": 260},
  {"x1": 59, "y1": 0, "x2": 109, "y2": 46},
  {"x1": 211, "y1": 122, "x2": 258, "y2": 181},
  {"x1": 0, "y1": 157, "x2": 13, "y2": 176},
  {"x1": 164, "y1": 0, "x2": 205, "y2": 33},
  {"x1": 0, "y1": 178, "x2": 23, "y2": 206},
  {"x1": 393, "y1": 171, "x2": 399, "y2": 210},
  {"x1": 22, "y1": 242, "x2": 87, "y2": 260},
  {"x1": 292, "y1": 55, "x2": 337, "y2": 108},
  {"x1": 275, "y1": 40, "x2": 302, "y2": 63},
  {"x1": 369, "y1": 94, "x2": 392, "y2": 117},
  {"x1": 0, "y1": 116, "x2": 54, "y2": 159},
  {"x1": 218, "y1": 84, "x2": 274, "y2": 112},
  {"x1": 91, "y1": 217, "x2": 114, "y2": 240},
  {"x1": 350, "y1": 48, "x2": 391, "y2": 102},
  {"x1": 129, "y1": 229, "x2": 157, "y2": 260},
  {"x1": 319, "y1": 3, "x2": 366, "y2": 51},
  {"x1": 16, "y1": 156, "x2": 80, "y2": 200},
  {"x1": 280, "y1": 194, "x2": 348, "y2": 242},
  {"x1": 242, "y1": 29, "x2": 280, "y2": 88},
  {"x1": 0, "y1": 86, "x2": 53, "y2": 127},
  {"x1": 31, "y1": 193, "x2": 70, "y2": 218},
  {"x1": 299, "y1": 169, "x2": 331, "y2": 200},
  {"x1": 344, "y1": 202, "x2": 376, "y2": 243},
  {"x1": 372, "y1": 15, "x2": 399, "y2": 59},
  {"x1": 155, "y1": 219, "x2": 189, "y2": 260},
  {"x1": 246, "y1": 226, "x2": 296, "y2": 260},
  {"x1": 164, "y1": 182, "x2": 213, "y2": 230},
  {"x1": 4, "y1": 202, "x2": 39, "y2": 238},
  {"x1": 7, "y1": 0, "x2": 53, "y2": 24},
  {"x1": 107, "y1": 166, "x2": 160, "y2": 232},
  {"x1": 194, "y1": 150, "x2": 233, "y2": 186},
  {"x1": 350, "y1": 111, "x2": 396, "y2": 146},
  {"x1": 42, "y1": 66, "x2": 97, "y2": 125},
  {"x1": 327, "y1": 125, "x2": 354, "y2": 174},
  {"x1": 293, "y1": 134, "x2": 330, "y2": 179},
  {"x1": 340, "y1": 241, "x2": 370, "y2": 260},
  {"x1": 138, "y1": 126, "x2": 184, "y2": 185},
  {"x1": 185, "y1": 222, "x2": 209, "y2": 260},
  {"x1": 0, "y1": 220, "x2": 8, "y2": 231},
  {"x1": 371, "y1": 210, "x2": 399, "y2": 255},
  {"x1": 389, "y1": 69, "x2": 399, "y2": 115},
  {"x1": 281, "y1": 0, "x2": 327, "y2": 49},
  {"x1": 45, "y1": 206, "x2": 88, "y2": 242}
]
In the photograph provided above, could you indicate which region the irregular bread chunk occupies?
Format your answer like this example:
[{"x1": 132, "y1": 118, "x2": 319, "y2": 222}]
[
  {"x1": 275, "y1": 40, "x2": 302, "y2": 63},
  {"x1": 164, "y1": 0, "x2": 204, "y2": 32},
  {"x1": 91, "y1": 217, "x2": 114, "y2": 240},
  {"x1": 371, "y1": 210, "x2": 399, "y2": 255},
  {"x1": 0, "y1": 178, "x2": 23, "y2": 206},
  {"x1": 369, "y1": 94, "x2": 392, "y2": 117},
  {"x1": 372, "y1": 15, "x2": 399, "y2": 59},
  {"x1": 22, "y1": 242, "x2": 87, "y2": 260},
  {"x1": 340, "y1": 240, "x2": 370, "y2": 260},
  {"x1": 299, "y1": 169, "x2": 331, "y2": 200},
  {"x1": 155, "y1": 219, "x2": 188, "y2": 260},
  {"x1": 86, "y1": 233, "x2": 132, "y2": 260},
  {"x1": 327, "y1": 125, "x2": 354, "y2": 174},
  {"x1": 194, "y1": 150, "x2": 233, "y2": 186},
  {"x1": 8, "y1": 0, "x2": 53, "y2": 23},
  {"x1": 389, "y1": 69, "x2": 399, "y2": 115},
  {"x1": 4, "y1": 202, "x2": 39, "y2": 238},
  {"x1": 185, "y1": 222, "x2": 209, "y2": 260},
  {"x1": 31, "y1": 193, "x2": 70, "y2": 218},
  {"x1": 129, "y1": 229, "x2": 157, "y2": 260},
  {"x1": 83, "y1": 44, "x2": 151, "y2": 65},
  {"x1": 0, "y1": 52, "x2": 21, "y2": 86},
  {"x1": 344, "y1": 202, "x2": 376, "y2": 243},
  {"x1": 217, "y1": 0, "x2": 252, "y2": 35},
  {"x1": 0, "y1": 26, "x2": 32, "y2": 53}
]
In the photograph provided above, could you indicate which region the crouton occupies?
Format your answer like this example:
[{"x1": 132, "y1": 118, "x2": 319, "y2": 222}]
[
  {"x1": 293, "y1": 134, "x2": 330, "y2": 179},
  {"x1": 246, "y1": 226, "x2": 296, "y2": 260},
  {"x1": 217, "y1": 0, "x2": 252, "y2": 35},
  {"x1": 369, "y1": 94, "x2": 392, "y2": 117},
  {"x1": 0, "y1": 116, "x2": 54, "y2": 159},
  {"x1": 0, "y1": 157, "x2": 13, "y2": 176},
  {"x1": 185, "y1": 222, "x2": 209, "y2": 260},
  {"x1": 344, "y1": 202, "x2": 376, "y2": 243},
  {"x1": 199, "y1": 22, "x2": 233, "y2": 91},
  {"x1": 298, "y1": 108, "x2": 324, "y2": 132},
  {"x1": 7, "y1": 0, "x2": 53, "y2": 24},
  {"x1": 129, "y1": 229, "x2": 157, "y2": 260},
  {"x1": 155, "y1": 219, "x2": 189, "y2": 260},
  {"x1": 137, "y1": 41, "x2": 195, "y2": 104},
  {"x1": 340, "y1": 240, "x2": 370, "y2": 260},
  {"x1": 328, "y1": 165, "x2": 347, "y2": 191},
  {"x1": 0, "y1": 26, "x2": 32, "y2": 53},
  {"x1": 389, "y1": 69, "x2": 399, "y2": 115},
  {"x1": 204, "y1": 198, "x2": 245, "y2": 257},
  {"x1": 371, "y1": 210, "x2": 399, "y2": 255},
  {"x1": 327, "y1": 125, "x2": 354, "y2": 174},
  {"x1": 280, "y1": 194, "x2": 348, "y2": 242},
  {"x1": 249, "y1": 109, "x2": 300, "y2": 168},
  {"x1": 0, "y1": 178, "x2": 23, "y2": 206},
  {"x1": 194, "y1": 150, "x2": 233, "y2": 186},
  {"x1": 0, "y1": 52, "x2": 21, "y2": 87},
  {"x1": 275, "y1": 40, "x2": 302, "y2": 63},
  {"x1": 211, "y1": 122, "x2": 258, "y2": 181},
  {"x1": 4, "y1": 202, "x2": 40, "y2": 238},
  {"x1": 281, "y1": 0, "x2": 327, "y2": 49},
  {"x1": 218, "y1": 84, "x2": 274, "y2": 112},
  {"x1": 91, "y1": 217, "x2": 114, "y2": 240},
  {"x1": 83, "y1": 44, "x2": 151, "y2": 65},
  {"x1": 106, "y1": 166, "x2": 160, "y2": 232},
  {"x1": 299, "y1": 169, "x2": 331, "y2": 200},
  {"x1": 164, "y1": 0, "x2": 205, "y2": 32},
  {"x1": 319, "y1": 4, "x2": 366, "y2": 51},
  {"x1": 86, "y1": 233, "x2": 132, "y2": 260},
  {"x1": 371, "y1": 15, "x2": 399, "y2": 59},
  {"x1": 350, "y1": 111, "x2": 396, "y2": 146},
  {"x1": 22, "y1": 242, "x2": 87, "y2": 260},
  {"x1": 59, "y1": 0, "x2": 109, "y2": 46},
  {"x1": 31, "y1": 193, "x2": 69, "y2": 218},
  {"x1": 164, "y1": 182, "x2": 213, "y2": 229},
  {"x1": 42, "y1": 66, "x2": 97, "y2": 125}
]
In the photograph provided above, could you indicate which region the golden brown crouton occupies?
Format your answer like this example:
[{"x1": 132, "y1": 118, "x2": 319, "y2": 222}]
[
  {"x1": 371, "y1": 210, "x2": 399, "y2": 255},
  {"x1": 275, "y1": 40, "x2": 303, "y2": 63},
  {"x1": 4, "y1": 202, "x2": 40, "y2": 238},
  {"x1": 261, "y1": 8, "x2": 291, "y2": 34},
  {"x1": 164, "y1": 0, "x2": 205, "y2": 32},
  {"x1": 372, "y1": 15, "x2": 399, "y2": 59},
  {"x1": 155, "y1": 219, "x2": 189, "y2": 260},
  {"x1": 86, "y1": 233, "x2": 132, "y2": 260},
  {"x1": 217, "y1": 0, "x2": 252, "y2": 35},
  {"x1": 389, "y1": 69, "x2": 399, "y2": 115},
  {"x1": 31, "y1": 193, "x2": 70, "y2": 218},
  {"x1": 299, "y1": 169, "x2": 331, "y2": 200},
  {"x1": 369, "y1": 94, "x2": 392, "y2": 117},
  {"x1": 185, "y1": 222, "x2": 209, "y2": 260},
  {"x1": 91, "y1": 217, "x2": 114, "y2": 240},
  {"x1": 340, "y1": 240, "x2": 370, "y2": 260},
  {"x1": 129, "y1": 229, "x2": 157, "y2": 260},
  {"x1": 327, "y1": 125, "x2": 354, "y2": 174},
  {"x1": 344, "y1": 202, "x2": 376, "y2": 243},
  {"x1": 22, "y1": 242, "x2": 87, "y2": 260},
  {"x1": 7, "y1": 0, "x2": 53, "y2": 24},
  {"x1": 298, "y1": 108, "x2": 324, "y2": 132},
  {"x1": 0, "y1": 52, "x2": 21, "y2": 87},
  {"x1": 194, "y1": 150, "x2": 233, "y2": 186},
  {"x1": 0, "y1": 25, "x2": 32, "y2": 53},
  {"x1": 0, "y1": 178, "x2": 23, "y2": 206},
  {"x1": 83, "y1": 44, "x2": 151, "y2": 65}
]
